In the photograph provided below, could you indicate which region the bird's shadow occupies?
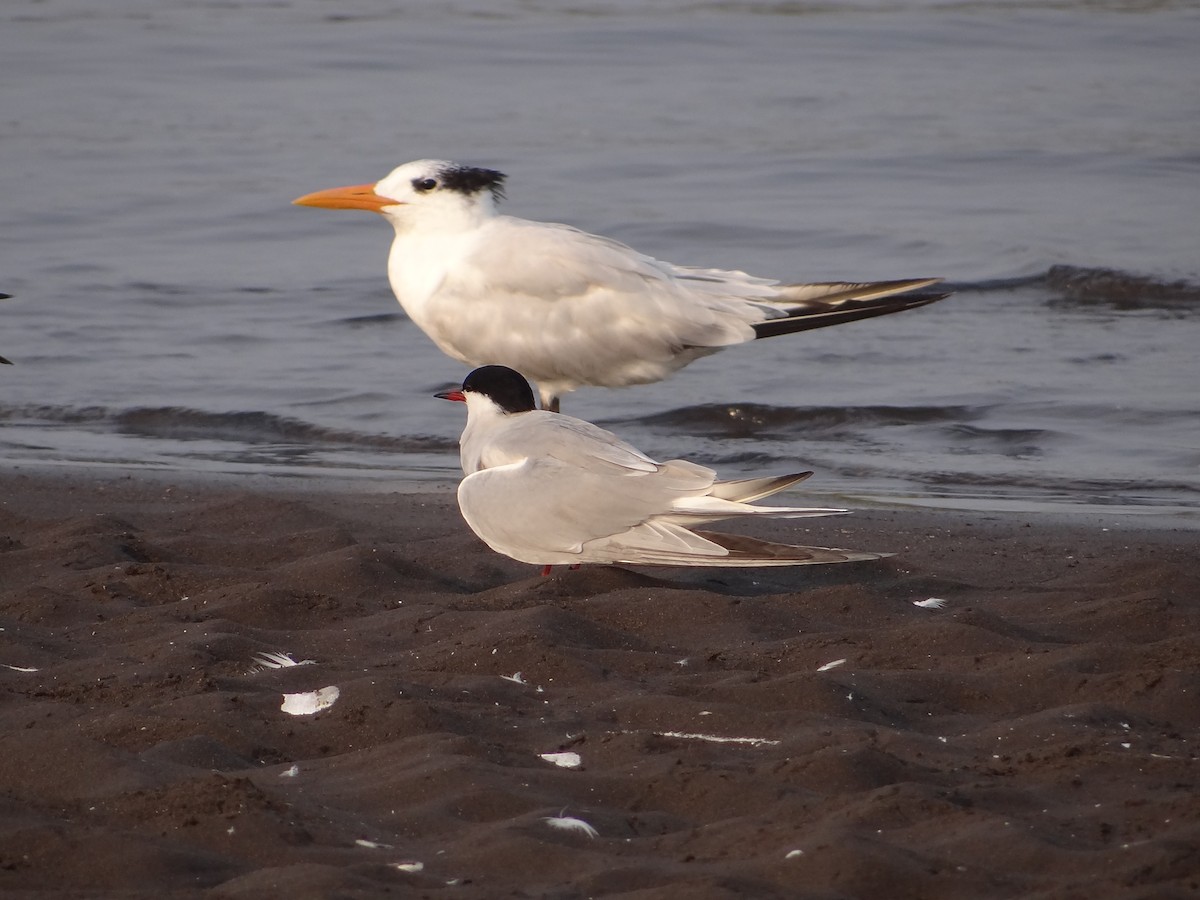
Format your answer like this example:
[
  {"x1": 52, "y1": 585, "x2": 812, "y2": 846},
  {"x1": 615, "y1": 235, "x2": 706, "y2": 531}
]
[
  {"x1": 638, "y1": 558, "x2": 901, "y2": 597},
  {"x1": 470, "y1": 557, "x2": 903, "y2": 601}
]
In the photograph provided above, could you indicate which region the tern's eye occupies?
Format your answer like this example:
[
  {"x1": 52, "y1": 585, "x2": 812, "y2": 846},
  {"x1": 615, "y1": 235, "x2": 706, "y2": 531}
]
[{"x1": 412, "y1": 177, "x2": 438, "y2": 193}]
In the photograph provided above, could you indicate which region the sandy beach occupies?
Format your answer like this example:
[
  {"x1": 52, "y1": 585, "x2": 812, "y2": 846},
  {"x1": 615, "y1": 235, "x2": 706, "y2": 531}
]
[{"x1": 0, "y1": 468, "x2": 1196, "y2": 898}]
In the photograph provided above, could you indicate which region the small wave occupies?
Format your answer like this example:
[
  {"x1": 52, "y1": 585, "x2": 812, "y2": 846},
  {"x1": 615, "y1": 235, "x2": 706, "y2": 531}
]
[
  {"x1": 941, "y1": 423, "x2": 1053, "y2": 458},
  {"x1": 0, "y1": 405, "x2": 112, "y2": 426},
  {"x1": 333, "y1": 312, "x2": 405, "y2": 327},
  {"x1": 919, "y1": 470, "x2": 1199, "y2": 503},
  {"x1": 624, "y1": 403, "x2": 980, "y2": 439},
  {"x1": 1045, "y1": 265, "x2": 1200, "y2": 312},
  {"x1": 116, "y1": 407, "x2": 452, "y2": 452},
  {"x1": 0, "y1": 404, "x2": 453, "y2": 453},
  {"x1": 949, "y1": 265, "x2": 1200, "y2": 312}
]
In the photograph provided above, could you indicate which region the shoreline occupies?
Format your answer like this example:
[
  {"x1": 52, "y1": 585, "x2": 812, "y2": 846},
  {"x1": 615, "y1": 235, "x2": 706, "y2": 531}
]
[
  {"x1": 1, "y1": 465, "x2": 1197, "y2": 897},
  {"x1": 3, "y1": 459, "x2": 1196, "y2": 531}
]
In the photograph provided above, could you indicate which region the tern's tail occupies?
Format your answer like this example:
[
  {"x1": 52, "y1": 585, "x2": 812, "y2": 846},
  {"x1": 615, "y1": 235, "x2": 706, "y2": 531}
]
[
  {"x1": 709, "y1": 471, "x2": 813, "y2": 503},
  {"x1": 610, "y1": 529, "x2": 889, "y2": 568},
  {"x1": 753, "y1": 278, "x2": 949, "y2": 340}
]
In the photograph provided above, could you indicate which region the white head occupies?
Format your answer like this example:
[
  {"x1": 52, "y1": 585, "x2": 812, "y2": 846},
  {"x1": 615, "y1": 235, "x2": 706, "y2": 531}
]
[{"x1": 294, "y1": 159, "x2": 506, "y2": 230}]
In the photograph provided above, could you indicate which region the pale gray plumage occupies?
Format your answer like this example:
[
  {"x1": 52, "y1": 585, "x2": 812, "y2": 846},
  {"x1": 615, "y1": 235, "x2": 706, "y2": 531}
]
[
  {"x1": 439, "y1": 366, "x2": 888, "y2": 570},
  {"x1": 295, "y1": 160, "x2": 948, "y2": 410}
]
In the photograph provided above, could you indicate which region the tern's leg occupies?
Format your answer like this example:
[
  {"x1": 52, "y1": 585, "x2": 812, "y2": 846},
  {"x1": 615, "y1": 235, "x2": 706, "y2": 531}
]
[{"x1": 540, "y1": 563, "x2": 580, "y2": 576}]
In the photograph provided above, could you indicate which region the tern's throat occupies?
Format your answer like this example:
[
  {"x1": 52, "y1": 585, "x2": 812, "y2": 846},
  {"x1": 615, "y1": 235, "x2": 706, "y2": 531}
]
[
  {"x1": 459, "y1": 399, "x2": 528, "y2": 475},
  {"x1": 383, "y1": 197, "x2": 493, "y2": 321},
  {"x1": 385, "y1": 227, "x2": 483, "y2": 334}
]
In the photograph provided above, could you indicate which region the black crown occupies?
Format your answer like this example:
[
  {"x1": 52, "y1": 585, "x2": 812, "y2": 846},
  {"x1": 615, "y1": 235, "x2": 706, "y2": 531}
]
[{"x1": 439, "y1": 165, "x2": 506, "y2": 201}]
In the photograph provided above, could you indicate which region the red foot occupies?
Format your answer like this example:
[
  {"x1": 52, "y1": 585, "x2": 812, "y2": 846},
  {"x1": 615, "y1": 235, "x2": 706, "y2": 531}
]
[{"x1": 540, "y1": 564, "x2": 581, "y2": 576}]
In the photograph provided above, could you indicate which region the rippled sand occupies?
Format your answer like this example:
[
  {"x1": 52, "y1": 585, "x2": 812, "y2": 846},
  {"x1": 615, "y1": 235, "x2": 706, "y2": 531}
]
[{"x1": 2, "y1": 470, "x2": 1196, "y2": 897}]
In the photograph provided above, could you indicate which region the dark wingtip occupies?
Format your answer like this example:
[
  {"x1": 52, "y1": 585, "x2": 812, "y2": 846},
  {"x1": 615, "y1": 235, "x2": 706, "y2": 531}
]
[{"x1": 753, "y1": 292, "x2": 951, "y2": 340}]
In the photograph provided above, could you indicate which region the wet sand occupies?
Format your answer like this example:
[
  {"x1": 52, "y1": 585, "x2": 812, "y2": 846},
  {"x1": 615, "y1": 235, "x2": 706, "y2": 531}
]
[{"x1": 1, "y1": 469, "x2": 1197, "y2": 899}]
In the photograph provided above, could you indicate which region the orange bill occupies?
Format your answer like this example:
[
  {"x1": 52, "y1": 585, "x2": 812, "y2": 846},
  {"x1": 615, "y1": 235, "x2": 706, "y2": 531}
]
[{"x1": 292, "y1": 183, "x2": 397, "y2": 212}]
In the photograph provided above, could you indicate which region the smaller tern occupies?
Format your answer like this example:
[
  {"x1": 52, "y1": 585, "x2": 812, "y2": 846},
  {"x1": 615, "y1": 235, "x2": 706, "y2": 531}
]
[
  {"x1": 436, "y1": 365, "x2": 888, "y2": 573},
  {"x1": 295, "y1": 160, "x2": 949, "y2": 411}
]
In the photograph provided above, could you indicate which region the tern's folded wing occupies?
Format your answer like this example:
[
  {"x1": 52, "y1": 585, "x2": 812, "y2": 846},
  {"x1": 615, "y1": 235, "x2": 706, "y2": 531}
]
[
  {"x1": 445, "y1": 219, "x2": 764, "y2": 352},
  {"x1": 457, "y1": 455, "x2": 710, "y2": 561},
  {"x1": 466, "y1": 218, "x2": 683, "y2": 301},
  {"x1": 492, "y1": 412, "x2": 715, "y2": 483}
]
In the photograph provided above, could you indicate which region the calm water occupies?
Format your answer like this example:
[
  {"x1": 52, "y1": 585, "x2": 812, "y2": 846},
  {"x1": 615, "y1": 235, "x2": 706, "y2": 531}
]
[{"x1": 2, "y1": 0, "x2": 1198, "y2": 524}]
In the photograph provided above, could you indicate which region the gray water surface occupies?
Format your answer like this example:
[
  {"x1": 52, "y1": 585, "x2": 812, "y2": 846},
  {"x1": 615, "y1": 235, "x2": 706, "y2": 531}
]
[{"x1": 3, "y1": 1, "x2": 1198, "y2": 523}]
